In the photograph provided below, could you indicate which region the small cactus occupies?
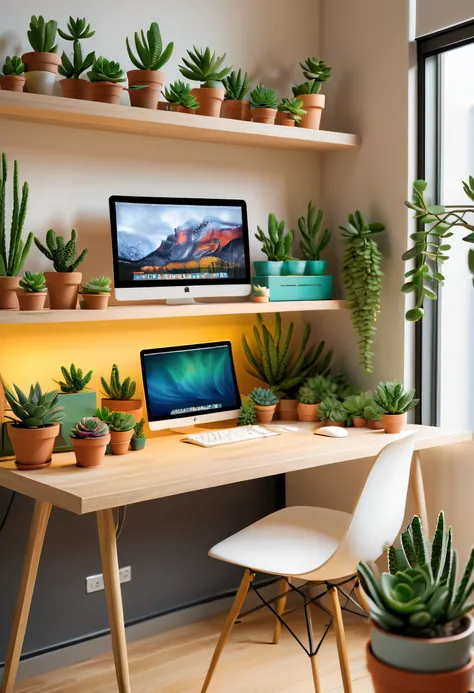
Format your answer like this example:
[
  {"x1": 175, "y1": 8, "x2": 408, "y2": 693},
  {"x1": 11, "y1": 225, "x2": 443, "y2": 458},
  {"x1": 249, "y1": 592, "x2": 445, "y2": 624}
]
[
  {"x1": 56, "y1": 363, "x2": 92, "y2": 393},
  {"x1": 101, "y1": 364, "x2": 137, "y2": 400},
  {"x1": 19, "y1": 271, "x2": 46, "y2": 293},
  {"x1": 81, "y1": 276, "x2": 111, "y2": 294},
  {"x1": 133, "y1": 417, "x2": 146, "y2": 439},
  {"x1": 255, "y1": 214, "x2": 293, "y2": 262},
  {"x1": 249, "y1": 387, "x2": 279, "y2": 407},
  {"x1": 299, "y1": 202, "x2": 331, "y2": 261},
  {"x1": 27, "y1": 15, "x2": 58, "y2": 53},
  {"x1": 238, "y1": 400, "x2": 256, "y2": 426},
  {"x1": 34, "y1": 228, "x2": 88, "y2": 273},
  {"x1": 71, "y1": 416, "x2": 109, "y2": 438},
  {"x1": 0, "y1": 153, "x2": 33, "y2": 277}
]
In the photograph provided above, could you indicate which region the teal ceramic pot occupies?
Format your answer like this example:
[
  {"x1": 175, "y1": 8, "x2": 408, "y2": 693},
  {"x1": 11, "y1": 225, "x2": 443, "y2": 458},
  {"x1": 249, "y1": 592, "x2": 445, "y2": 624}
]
[
  {"x1": 305, "y1": 260, "x2": 327, "y2": 275},
  {"x1": 283, "y1": 260, "x2": 306, "y2": 276},
  {"x1": 253, "y1": 260, "x2": 283, "y2": 276},
  {"x1": 130, "y1": 437, "x2": 146, "y2": 451},
  {"x1": 55, "y1": 391, "x2": 98, "y2": 452}
]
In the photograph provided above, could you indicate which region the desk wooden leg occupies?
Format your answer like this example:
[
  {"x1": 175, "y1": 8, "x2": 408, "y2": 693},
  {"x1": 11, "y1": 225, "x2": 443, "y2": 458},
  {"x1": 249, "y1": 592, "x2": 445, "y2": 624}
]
[
  {"x1": 410, "y1": 451, "x2": 429, "y2": 535},
  {"x1": 97, "y1": 509, "x2": 131, "y2": 693},
  {"x1": 330, "y1": 587, "x2": 353, "y2": 693},
  {"x1": 1, "y1": 500, "x2": 52, "y2": 693},
  {"x1": 272, "y1": 577, "x2": 289, "y2": 644}
]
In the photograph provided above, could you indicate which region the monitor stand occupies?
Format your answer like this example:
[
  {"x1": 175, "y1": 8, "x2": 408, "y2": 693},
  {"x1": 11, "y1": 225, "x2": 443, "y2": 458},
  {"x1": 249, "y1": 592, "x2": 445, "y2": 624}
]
[
  {"x1": 166, "y1": 298, "x2": 199, "y2": 306},
  {"x1": 171, "y1": 424, "x2": 210, "y2": 435}
]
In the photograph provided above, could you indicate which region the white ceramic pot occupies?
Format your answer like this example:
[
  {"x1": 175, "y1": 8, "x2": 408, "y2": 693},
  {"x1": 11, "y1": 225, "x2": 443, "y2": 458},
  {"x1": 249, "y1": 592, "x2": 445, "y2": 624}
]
[{"x1": 25, "y1": 71, "x2": 56, "y2": 95}]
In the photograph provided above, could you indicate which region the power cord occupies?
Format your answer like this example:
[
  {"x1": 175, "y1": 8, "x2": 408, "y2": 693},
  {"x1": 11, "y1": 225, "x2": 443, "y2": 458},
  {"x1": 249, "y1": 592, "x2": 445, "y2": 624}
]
[
  {"x1": 0, "y1": 490, "x2": 16, "y2": 535},
  {"x1": 115, "y1": 506, "x2": 127, "y2": 539}
]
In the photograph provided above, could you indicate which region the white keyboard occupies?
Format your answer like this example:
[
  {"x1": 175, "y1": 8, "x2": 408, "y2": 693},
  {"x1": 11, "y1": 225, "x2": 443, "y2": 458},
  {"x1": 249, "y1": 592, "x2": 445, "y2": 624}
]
[{"x1": 183, "y1": 425, "x2": 280, "y2": 448}]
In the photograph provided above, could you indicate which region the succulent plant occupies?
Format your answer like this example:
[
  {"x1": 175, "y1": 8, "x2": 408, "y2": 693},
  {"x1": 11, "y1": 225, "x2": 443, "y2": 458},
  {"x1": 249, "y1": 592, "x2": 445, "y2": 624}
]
[
  {"x1": 364, "y1": 401, "x2": 383, "y2": 422},
  {"x1": 27, "y1": 15, "x2": 58, "y2": 53},
  {"x1": 96, "y1": 408, "x2": 136, "y2": 432},
  {"x1": 71, "y1": 416, "x2": 109, "y2": 439},
  {"x1": 318, "y1": 396, "x2": 347, "y2": 423},
  {"x1": 299, "y1": 202, "x2": 331, "y2": 261},
  {"x1": 162, "y1": 81, "x2": 199, "y2": 109},
  {"x1": 133, "y1": 417, "x2": 145, "y2": 439},
  {"x1": 277, "y1": 97, "x2": 306, "y2": 122},
  {"x1": 223, "y1": 69, "x2": 249, "y2": 100},
  {"x1": 292, "y1": 81, "x2": 319, "y2": 97},
  {"x1": 297, "y1": 385, "x2": 320, "y2": 405},
  {"x1": 255, "y1": 213, "x2": 293, "y2": 262},
  {"x1": 88, "y1": 57, "x2": 126, "y2": 83},
  {"x1": 238, "y1": 400, "x2": 256, "y2": 426},
  {"x1": 243, "y1": 312, "x2": 333, "y2": 398},
  {"x1": 359, "y1": 512, "x2": 474, "y2": 638},
  {"x1": 34, "y1": 228, "x2": 88, "y2": 273},
  {"x1": 300, "y1": 57, "x2": 332, "y2": 86},
  {"x1": 343, "y1": 392, "x2": 372, "y2": 418},
  {"x1": 55, "y1": 363, "x2": 93, "y2": 394},
  {"x1": 19, "y1": 271, "x2": 46, "y2": 293},
  {"x1": 253, "y1": 284, "x2": 270, "y2": 298},
  {"x1": 2, "y1": 56, "x2": 24, "y2": 76},
  {"x1": 332, "y1": 370, "x2": 354, "y2": 399},
  {"x1": 373, "y1": 381, "x2": 419, "y2": 415},
  {"x1": 340, "y1": 211, "x2": 384, "y2": 374},
  {"x1": 58, "y1": 16, "x2": 95, "y2": 41},
  {"x1": 3, "y1": 382, "x2": 64, "y2": 428},
  {"x1": 126, "y1": 22, "x2": 173, "y2": 71},
  {"x1": 0, "y1": 153, "x2": 33, "y2": 277},
  {"x1": 81, "y1": 276, "x2": 111, "y2": 294},
  {"x1": 249, "y1": 85, "x2": 278, "y2": 110},
  {"x1": 101, "y1": 364, "x2": 136, "y2": 400},
  {"x1": 179, "y1": 47, "x2": 232, "y2": 88},
  {"x1": 304, "y1": 374, "x2": 337, "y2": 401},
  {"x1": 58, "y1": 16, "x2": 95, "y2": 79},
  {"x1": 249, "y1": 387, "x2": 279, "y2": 407}
]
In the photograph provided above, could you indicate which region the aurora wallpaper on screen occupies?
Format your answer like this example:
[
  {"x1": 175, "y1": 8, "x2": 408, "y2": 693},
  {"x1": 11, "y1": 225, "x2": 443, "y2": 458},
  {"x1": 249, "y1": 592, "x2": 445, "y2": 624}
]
[{"x1": 142, "y1": 344, "x2": 240, "y2": 420}]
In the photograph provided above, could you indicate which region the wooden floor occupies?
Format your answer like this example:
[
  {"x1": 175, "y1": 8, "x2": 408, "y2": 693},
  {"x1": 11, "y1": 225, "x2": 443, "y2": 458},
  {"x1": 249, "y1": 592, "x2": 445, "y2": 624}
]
[{"x1": 16, "y1": 607, "x2": 373, "y2": 693}]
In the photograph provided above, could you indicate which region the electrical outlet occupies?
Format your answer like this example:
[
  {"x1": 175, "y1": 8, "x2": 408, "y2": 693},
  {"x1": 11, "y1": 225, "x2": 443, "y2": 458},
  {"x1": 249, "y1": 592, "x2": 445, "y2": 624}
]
[
  {"x1": 119, "y1": 566, "x2": 132, "y2": 584},
  {"x1": 86, "y1": 566, "x2": 131, "y2": 594}
]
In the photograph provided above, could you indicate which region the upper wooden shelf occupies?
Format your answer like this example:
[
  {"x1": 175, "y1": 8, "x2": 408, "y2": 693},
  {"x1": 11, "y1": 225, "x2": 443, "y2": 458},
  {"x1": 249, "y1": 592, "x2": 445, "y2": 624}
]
[
  {"x1": 1, "y1": 299, "x2": 347, "y2": 325},
  {"x1": 0, "y1": 91, "x2": 359, "y2": 153}
]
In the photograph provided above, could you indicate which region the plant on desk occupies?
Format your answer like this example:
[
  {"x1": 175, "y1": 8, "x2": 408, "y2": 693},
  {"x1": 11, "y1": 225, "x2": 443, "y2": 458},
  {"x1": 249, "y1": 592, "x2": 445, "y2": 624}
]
[
  {"x1": 22, "y1": 15, "x2": 60, "y2": 95},
  {"x1": 317, "y1": 396, "x2": 347, "y2": 427},
  {"x1": 0, "y1": 56, "x2": 25, "y2": 92},
  {"x1": 248, "y1": 388, "x2": 279, "y2": 424},
  {"x1": 299, "y1": 202, "x2": 331, "y2": 276},
  {"x1": 249, "y1": 84, "x2": 279, "y2": 125},
  {"x1": 373, "y1": 381, "x2": 419, "y2": 434},
  {"x1": 277, "y1": 97, "x2": 306, "y2": 127},
  {"x1": 3, "y1": 381, "x2": 64, "y2": 470},
  {"x1": 57, "y1": 16, "x2": 95, "y2": 101},
  {"x1": 179, "y1": 46, "x2": 232, "y2": 117},
  {"x1": 16, "y1": 271, "x2": 47, "y2": 311},
  {"x1": 130, "y1": 417, "x2": 147, "y2": 451},
  {"x1": 96, "y1": 407, "x2": 137, "y2": 455},
  {"x1": 100, "y1": 364, "x2": 142, "y2": 421},
  {"x1": 126, "y1": 21, "x2": 173, "y2": 109},
  {"x1": 292, "y1": 57, "x2": 331, "y2": 130},
  {"x1": 359, "y1": 512, "x2": 474, "y2": 693},
  {"x1": 254, "y1": 213, "x2": 293, "y2": 277},
  {"x1": 297, "y1": 374, "x2": 336, "y2": 422},
  {"x1": 80, "y1": 275, "x2": 112, "y2": 310},
  {"x1": 54, "y1": 363, "x2": 96, "y2": 452},
  {"x1": 237, "y1": 400, "x2": 256, "y2": 426},
  {"x1": 343, "y1": 391, "x2": 373, "y2": 428},
  {"x1": 87, "y1": 56, "x2": 126, "y2": 105},
  {"x1": 70, "y1": 416, "x2": 110, "y2": 468},
  {"x1": 221, "y1": 69, "x2": 250, "y2": 121},
  {"x1": 364, "y1": 400, "x2": 384, "y2": 430},
  {"x1": 162, "y1": 81, "x2": 199, "y2": 113},
  {"x1": 34, "y1": 228, "x2": 88, "y2": 310}
]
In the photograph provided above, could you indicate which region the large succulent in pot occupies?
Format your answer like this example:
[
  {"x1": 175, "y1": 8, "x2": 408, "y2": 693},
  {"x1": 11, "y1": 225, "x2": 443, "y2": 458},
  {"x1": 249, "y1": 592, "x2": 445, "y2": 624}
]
[
  {"x1": 71, "y1": 416, "x2": 109, "y2": 438},
  {"x1": 3, "y1": 382, "x2": 64, "y2": 428}
]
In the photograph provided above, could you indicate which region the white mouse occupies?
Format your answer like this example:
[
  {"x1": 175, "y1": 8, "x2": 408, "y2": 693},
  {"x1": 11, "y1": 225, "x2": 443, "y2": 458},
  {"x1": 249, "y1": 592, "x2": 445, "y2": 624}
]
[{"x1": 314, "y1": 426, "x2": 348, "y2": 438}]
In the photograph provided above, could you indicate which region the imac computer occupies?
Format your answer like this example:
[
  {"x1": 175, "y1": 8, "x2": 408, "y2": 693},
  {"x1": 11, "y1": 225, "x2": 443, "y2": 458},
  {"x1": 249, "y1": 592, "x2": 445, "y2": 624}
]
[
  {"x1": 140, "y1": 341, "x2": 241, "y2": 431},
  {"x1": 109, "y1": 196, "x2": 251, "y2": 304}
]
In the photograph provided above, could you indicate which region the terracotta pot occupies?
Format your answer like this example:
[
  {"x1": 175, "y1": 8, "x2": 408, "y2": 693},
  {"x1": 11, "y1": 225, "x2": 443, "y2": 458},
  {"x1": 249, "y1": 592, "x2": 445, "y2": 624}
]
[
  {"x1": 252, "y1": 296, "x2": 269, "y2": 303},
  {"x1": 382, "y1": 412, "x2": 407, "y2": 434},
  {"x1": 254, "y1": 404, "x2": 277, "y2": 424},
  {"x1": 71, "y1": 434, "x2": 110, "y2": 468},
  {"x1": 275, "y1": 111, "x2": 286, "y2": 125},
  {"x1": 251, "y1": 107, "x2": 277, "y2": 125},
  {"x1": 81, "y1": 294, "x2": 110, "y2": 310},
  {"x1": 299, "y1": 93, "x2": 325, "y2": 130},
  {"x1": 16, "y1": 291, "x2": 47, "y2": 311},
  {"x1": 101, "y1": 398, "x2": 143, "y2": 423},
  {"x1": 279, "y1": 117, "x2": 295, "y2": 127},
  {"x1": 325, "y1": 420, "x2": 345, "y2": 427},
  {"x1": 367, "y1": 644, "x2": 474, "y2": 693},
  {"x1": 352, "y1": 417, "x2": 367, "y2": 428},
  {"x1": 59, "y1": 78, "x2": 90, "y2": 100},
  {"x1": 191, "y1": 87, "x2": 225, "y2": 117},
  {"x1": 220, "y1": 100, "x2": 251, "y2": 121},
  {"x1": 297, "y1": 402, "x2": 319, "y2": 422},
  {"x1": 22, "y1": 51, "x2": 61, "y2": 74},
  {"x1": 279, "y1": 399, "x2": 298, "y2": 421},
  {"x1": 130, "y1": 437, "x2": 146, "y2": 451},
  {"x1": 109, "y1": 429, "x2": 134, "y2": 455},
  {"x1": 89, "y1": 82, "x2": 124, "y2": 105},
  {"x1": 8, "y1": 422, "x2": 60, "y2": 470},
  {"x1": 45, "y1": 272, "x2": 82, "y2": 310},
  {"x1": 0, "y1": 276, "x2": 20, "y2": 309},
  {"x1": 368, "y1": 419, "x2": 384, "y2": 430},
  {"x1": 127, "y1": 70, "x2": 164, "y2": 110},
  {"x1": 158, "y1": 101, "x2": 171, "y2": 111},
  {"x1": 0, "y1": 75, "x2": 26, "y2": 92},
  {"x1": 168, "y1": 104, "x2": 196, "y2": 114}
]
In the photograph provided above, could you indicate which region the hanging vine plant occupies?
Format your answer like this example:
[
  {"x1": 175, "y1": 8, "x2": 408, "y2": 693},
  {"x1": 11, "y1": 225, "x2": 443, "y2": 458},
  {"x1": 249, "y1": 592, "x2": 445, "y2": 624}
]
[{"x1": 340, "y1": 211, "x2": 384, "y2": 374}]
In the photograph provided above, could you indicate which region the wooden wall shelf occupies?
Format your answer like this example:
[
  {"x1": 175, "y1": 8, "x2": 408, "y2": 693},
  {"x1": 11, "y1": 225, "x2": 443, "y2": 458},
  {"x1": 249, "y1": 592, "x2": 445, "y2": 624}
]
[
  {"x1": 0, "y1": 92, "x2": 359, "y2": 153},
  {"x1": 1, "y1": 299, "x2": 347, "y2": 325}
]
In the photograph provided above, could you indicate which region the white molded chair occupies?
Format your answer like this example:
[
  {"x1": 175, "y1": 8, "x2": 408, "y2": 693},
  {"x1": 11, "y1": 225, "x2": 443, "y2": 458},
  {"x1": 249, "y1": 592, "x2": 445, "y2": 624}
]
[{"x1": 200, "y1": 432, "x2": 417, "y2": 693}]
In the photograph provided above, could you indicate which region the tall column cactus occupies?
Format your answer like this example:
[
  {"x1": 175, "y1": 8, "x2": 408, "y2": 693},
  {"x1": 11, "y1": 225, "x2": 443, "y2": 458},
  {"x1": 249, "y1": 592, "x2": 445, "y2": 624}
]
[{"x1": 0, "y1": 153, "x2": 33, "y2": 277}]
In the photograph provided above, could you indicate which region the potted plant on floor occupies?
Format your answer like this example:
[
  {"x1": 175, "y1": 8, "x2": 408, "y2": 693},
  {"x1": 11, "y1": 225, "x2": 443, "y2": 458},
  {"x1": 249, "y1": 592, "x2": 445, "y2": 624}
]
[
  {"x1": 162, "y1": 81, "x2": 199, "y2": 113},
  {"x1": 88, "y1": 57, "x2": 126, "y2": 104},
  {"x1": 130, "y1": 417, "x2": 146, "y2": 450},
  {"x1": 359, "y1": 512, "x2": 474, "y2": 693},
  {"x1": 80, "y1": 276, "x2": 112, "y2": 310},
  {"x1": 70, "y1": 416, "x2": 110, "y2": 468},
  {"x1": 254, "y1": 213, "x2": 293, "y2": 276},
  {"x1": 343, "y1": 392, "x2": 373, "y2": 428},
  {"x1": 34, "y1": 228, "x2": 88, "y2": 310},
  {"x1": 126, "y1": 21, "x2": 173, "y2": 109},
  {"x1": 221, "y1": 69, "x2": 250, "y2": 121},
  {"x1": 96, "y1": 407, "x2": 135, "y2": 454},
  {"x1": 373, "y1": 381, "x2": 419, "y2": 434},
  {"x1": 251, "y1": 284, "x2": 270, "y2": 303},
  {"x1": 299, "y1": 202, "x2": 331, "y2": 275},
  {"x1": 16, "y1": 271, "x2": 47, "y2": 310},
  {"x1": 249, "y1": 85, "x2": 278, "y2": 124},
  {"x1": 0, "y1": 154, "x2": 33, "y2": 310},
  {"x1": 292, "y1": 57, "x2": 331, "y2": 130},
  {"x1": 238, "y1": 400, "x2": 256, "y2": 426},
  {"x1": 22, "y1": 15, "x2": 60, "y2": 95},
  {"x1": 0, "y1": 56, "x2": 26, "y2": 92},
  {"x1": 54, "y1": 363, "x2": 96, "y2": 452},
  {"x1": 248, "y1": 387, "x2": 279, "y2": 423},
  {"x1": 364, "y1": 399, "x2": 384, "y2": 430},
  {"x1": 101, "y1": 364, "x2": 142, "y2": 421},
  {"x1": 3, "y1": 382, "x2": 64, "y2": 470},
  {"x1": 179, "y1": 47, "x2": 232, "y2": 117},
  {"x1": 318, "y1": 396, "x2": 347, "y2": 427},
  {"x1": 277, "y1": 97, "x2": 306, "y2": 127},
  {"x1": 57, "y1": 16, "x2": 95, "y2": 100}
]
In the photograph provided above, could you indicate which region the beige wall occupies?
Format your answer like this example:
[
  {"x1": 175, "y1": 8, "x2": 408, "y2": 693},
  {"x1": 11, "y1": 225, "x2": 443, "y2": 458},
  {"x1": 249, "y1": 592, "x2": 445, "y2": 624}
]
[{"x1": 417, "y1": 0, "x2": 474, "y2": 36}]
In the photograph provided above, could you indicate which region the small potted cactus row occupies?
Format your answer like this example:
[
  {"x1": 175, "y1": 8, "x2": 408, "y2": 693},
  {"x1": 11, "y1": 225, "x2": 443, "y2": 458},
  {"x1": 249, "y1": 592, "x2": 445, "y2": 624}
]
[
  {"x1": 100, "y1": 364, "x2": 142, "y2": 422},
  {"x1": 0, "y1": 56, "x2": 25, "y2": 92},
  {"x1": 80, "y1": 276, "x2": 112, "y2": 310},
  {"x1": 70, "y1": 417, "x2": 110, "y2": 468},
  {"x1": 16, "y1": 271, "x2": 47, "y2": 311},
  {"x1": 248, "y1": 388, "x2": 279, "y2": 423},
  {"x1": 96, "y1": 407, "x2": 136, "y2": 454}
]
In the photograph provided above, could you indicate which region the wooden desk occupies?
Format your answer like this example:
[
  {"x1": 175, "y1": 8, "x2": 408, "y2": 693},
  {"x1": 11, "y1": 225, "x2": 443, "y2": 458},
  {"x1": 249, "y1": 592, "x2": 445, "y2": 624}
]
[{"x1": 0, "y1": 424, "x2": 471, "y2": 692}]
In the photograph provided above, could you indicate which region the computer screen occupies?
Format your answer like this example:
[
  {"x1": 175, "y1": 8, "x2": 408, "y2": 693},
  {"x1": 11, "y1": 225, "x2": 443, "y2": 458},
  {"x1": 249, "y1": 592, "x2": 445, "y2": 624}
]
[{"x1": 140, "y1": 341, "x2": 241, "y2": 430}]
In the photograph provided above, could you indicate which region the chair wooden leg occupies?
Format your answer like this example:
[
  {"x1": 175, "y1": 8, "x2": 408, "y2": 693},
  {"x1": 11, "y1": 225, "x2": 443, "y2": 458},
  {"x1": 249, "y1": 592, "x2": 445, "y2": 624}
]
[
  {"x1": 410, "y1": 451, "x2": 429, "y2": 535},
  {"x1": 272, "y1": 577, "x2": 289, "y2": 644},
  {"x1": 1, "y1": 501, "x2": 52, "y2": 693},
  {"x1": 310, "y1": 656, "x2": 322, "y2": 693},
  {"x1": 201, "y1": 569, "x2": 255, "y2": 693},
  {"x1": 330, "y1": 587, "x2": 353, "y2": 693}
]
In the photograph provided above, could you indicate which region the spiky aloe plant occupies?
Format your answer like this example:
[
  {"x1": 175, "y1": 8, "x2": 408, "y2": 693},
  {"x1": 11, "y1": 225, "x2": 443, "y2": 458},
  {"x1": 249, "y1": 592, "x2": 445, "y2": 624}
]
[
  {"x1": 81, "y1": 276, "x2": 111, "y2": 294},
  {"x1": 238, "y1": 400, "x2": 256, "y2": 426},
  {"x1": 88, "y1": 57, "x2": 126, "y2": 83},
  {"x1": 318, "y1": 396, "x2": 347, "y2": 423},
  {"x1": 179, "y1": 47, "x2": 232, "y2": 87},
  {"x1": 0, "y1": 154, "x2": 32, "y2": 277},
  {"x1": 58, "y1": 16, "x2": 95, "y2": 80},
  {"x1": 71, "y1": 416, "x2": 109, "y2": 438},
  {"x1": 340, "y1": 211, "x2": 385, "y2": 374},
  {"x1": 277, "y1": 97, "x2": 306, "y2": 122},
  {"x1": 299, "y1": 202, "x2": 331, "y2": 261},
  {"x1": 255, "y1": 213, "x2": 293, "y2": 262},
  {"x1": 126, "y1": 22, "x2": 173, "y2": 71},
  {"x1": 249, "y1": 85, "x2": 278, "y2": 110},
  {"x1": 101, "y1": 364, "x2": 136, "y2": 400},
  {"x1": 27, "y1": 16, "x2": 58, "y2": 53},
  {"x1": 162, "y1": 81, "x2": 199, "y2": 109},
  {"x1": 55, "y1": 364, "x2": 93, "y2": 394},
  {"x1": 19, "y1": 271, "x2": 46, "y2": 293},
  {"x1": 373, "y1": 381, "x2": 419, "y2": 415},
  {"x1": 2, "y1": 56, "x2": 24, "y2": 76},
  {"x1": 34, "y1": 228, "x2": 88, "y2": 273},
  {"x1": 3, "y1": 382, "x2": 64, "y2": 427},
  {"x1": 248, "y1": 387, "x2": 279, "y2": 406},
  {"x1": 223, "y1": 69, "x2": 249, "y2": 100}
]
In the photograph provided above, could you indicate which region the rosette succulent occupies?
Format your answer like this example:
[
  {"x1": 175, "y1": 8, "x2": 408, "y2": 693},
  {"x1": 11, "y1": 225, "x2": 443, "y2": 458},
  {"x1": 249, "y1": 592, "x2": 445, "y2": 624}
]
[
  {"x1": 71, "y1": 416, "x2": 109, "y2": 438},
  {"x1": 248, "y1": 387, "x2": 279, "y2": 406},
  {"x1": 3, "y1": 382, "x2": 64, "y2": 428},
  {"x1": 19, "y1": 271, "x2": 46, "y2": 293}
]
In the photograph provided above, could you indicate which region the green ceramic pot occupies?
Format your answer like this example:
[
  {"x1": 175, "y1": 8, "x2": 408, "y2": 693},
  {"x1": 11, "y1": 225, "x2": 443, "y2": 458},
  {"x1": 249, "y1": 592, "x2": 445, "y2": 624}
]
[
  {"x1": 305, "y1": 260, "x2": 327, "y2": 275},
  {"x1": 253, "y1": 260, "x2": 283, "y2": 276},
  {"x1": 283, "y1": 260, "x2": 306, "y2": 276},
  {"x1": 130, "y1": 437, "x2": 146, "y2": 451},
  {"x1": 55, "y1": 391, "x2": 98, "y2": 452}
]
